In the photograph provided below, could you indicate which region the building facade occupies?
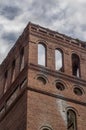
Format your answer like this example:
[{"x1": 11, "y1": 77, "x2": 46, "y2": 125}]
[{"x1": 0, "y1": 22, "x2": 86, "y2": 130}]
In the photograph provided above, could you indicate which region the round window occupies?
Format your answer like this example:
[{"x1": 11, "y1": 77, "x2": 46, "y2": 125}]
[
  {"x1": 37, "y1": 77, "x2": 47, "y2": 85},
  {"x1": 73, "y1": 87, "x2": 83, "y2": 96},
  {"x1": 56, "y1": 82, "x2": 65, "y2": 91}
]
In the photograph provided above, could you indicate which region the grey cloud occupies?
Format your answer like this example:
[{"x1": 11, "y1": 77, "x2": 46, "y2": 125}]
[
  {"x1": 2, "y1": 32, "x2": 18, "y2": 43},
  {"x1": 28, "y1": 0, "x2": 59, "y2": 24},
  {"x1": 0, "y1": 5, "x2": 22, "y2": 20},
  {"x1": 81, "y1": 25, "x2": 86, "y2": 31},
  {"x1": 1, "y1": 0, "x2": 86, "y2": 64},
  {"x1": 28, "y1": 0, "x2": 75, "y2": 29},
  {"x1": 0, "y1": 24, "x2": 4, "y2": 31}
]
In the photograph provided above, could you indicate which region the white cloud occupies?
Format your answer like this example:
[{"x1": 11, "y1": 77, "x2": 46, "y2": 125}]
[
  {"x1": 0, "y1": 41, "x2": 13, "y2": 63},
  {"x1": 0, "y1": 0, "x2": 86, "y2": 63}
]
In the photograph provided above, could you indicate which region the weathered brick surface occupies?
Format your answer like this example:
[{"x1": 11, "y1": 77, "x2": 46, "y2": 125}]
[
  {"x1": 27, "y1": 90, "x2": 86, "y2": 130},
  {"x1": 0, "y1": 91, "x2": 27, "y2": 130},
  {"x1": 27, "y1": 23, "x2": 86, "y2": 130}
]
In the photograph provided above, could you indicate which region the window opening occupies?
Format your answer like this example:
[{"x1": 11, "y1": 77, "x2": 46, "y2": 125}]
[
  {"x1": 6, "y1": 86, "x2": 19, "y2": 108},
  {"x1": 20, "y1": 48, "x2": 24, "y2": 71},
  {"x1": 56, "y1": 82, "x2": 65, "y2": 91},
  {"x1": 55, "y1": 49, "x2": 63, "y2": 71},
  {"x1": 37, "y1": 76, "x2": 46, "y2": 85},
  {"x1": 20, "y1": 78, "x2": 27, "y2": 89},
  {"x1": 73, "y1": 87, "x2": 83, "y2": 96},
  {"x1": 72, "y1": 54, "x2": 80, "y2": 77},
  {"x1": 4, "y1": 71, "x2": 8, "y2": 93},
  {"x1": 11, "y1": 60, "x2": 15, "y2": 83},
  {"x1": 67, "y1": 109, "x2": 77, "y2": 130},
  {"x1": 38, "y1": 43, "x2": 46, "y2": 66}
]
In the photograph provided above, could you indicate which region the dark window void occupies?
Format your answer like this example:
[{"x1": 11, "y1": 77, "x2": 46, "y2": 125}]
[
  {"x1": 38, "y1": 43, "x2": 46, "y2": 66},
  {"x1": 4, "y1": 71, "x2": 8, "y2": 93},
  {"x1": 72, "y1": 54, "x2": 80, "y2": 77},
  {"x1": 20, "y1": 48, "x2": 24, "y2": 71},
  {"x1": 67, "y1": 110, "x2": 77, "y2": 130},
  {"x1": 56, "y1": 82, "x2": 65, "y2": 91},
  {"x1": 73, "y1": 87, "x2": 83, "y2": 96},
  {"x1": 11, "y1": 60, "x2": 15, "y2": 83},
  {"x1": 37, "y1": 77, "x2": 47, "y2": 85},
  {"x1": 55, "y1": 49, "x2": 64, "y2": 72}
]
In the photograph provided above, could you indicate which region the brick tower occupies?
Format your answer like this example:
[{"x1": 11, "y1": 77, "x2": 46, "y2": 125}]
[{"x1": 0, "y1": 22, "x2": 86, "y2": 130}]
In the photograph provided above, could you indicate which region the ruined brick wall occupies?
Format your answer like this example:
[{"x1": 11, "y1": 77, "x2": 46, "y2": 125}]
[
  {"x1": 0, "y1": 91, "x2": 27, "y2": 130},
  {"x1": 28, "y1": 23, "x2": 86, "y2": 79},
  {"x1": 0, "y1": 25, "x2": 29, "y2": 98},
  {"x1": 27, "y1": 23, "x2": 86, "y2": 130},
  {"x1": 0, "y1": 25, "x2": 29, "y2": 130},
  {"x1": 0, "y1": 22, "x2": 86, "y2": 130}
]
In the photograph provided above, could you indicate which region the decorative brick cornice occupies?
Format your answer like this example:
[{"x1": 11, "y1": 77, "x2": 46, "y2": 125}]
[{"x1": 29, "y1": 22, "x2": 86, "y2": 50}]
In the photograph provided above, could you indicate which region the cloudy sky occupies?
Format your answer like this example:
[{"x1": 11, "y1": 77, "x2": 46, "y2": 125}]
[{"x1": 0, "y1": 0, "x2": 86, "y2": 63}]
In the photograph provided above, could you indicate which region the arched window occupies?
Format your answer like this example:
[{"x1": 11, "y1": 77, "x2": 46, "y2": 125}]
[
  {"x1": 4, "y1": 71, "x2": 8, "y2": 93},
  {"x1": 55, "y1": 49, "x2": 63, "y2": 71},
  {"x1": 20, "y1": 48, "x2": 24, "y2": 71},
  {"x1": 11, "y1": 60, "x2": 15, "y2": 83},
  {"x1": 72, "y1": 54, "x2": 80, "y2": 77},
  {"x1": 67, "y1": 109, "x2": 77, "y2": 130},
  {"x1": 38, "y1": 43, "x2": 46, "y2": 66}
]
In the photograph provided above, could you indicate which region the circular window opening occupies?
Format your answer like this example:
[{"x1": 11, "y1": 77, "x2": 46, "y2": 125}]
[
  {"x1": 37, "y1": 77, "x2": 47, "y2": 85},
  {"x1": 73, "y1": 87, "x2": 83, "y2": 96},
  {"x1": 56, "y1": 82, "x2": 65, "y2": 91}
]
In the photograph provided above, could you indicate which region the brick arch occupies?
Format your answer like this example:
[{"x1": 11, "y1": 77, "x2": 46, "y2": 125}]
[
  {"x1": 54, "y1": 44, "x2": 67, "y2": 53},
  {"x1": 55, "y1": 46, "x2": 65, "y2": 52},
  {"x1": 71, "y1": 51, "x2": 81, "y2": 68},
  {"x1": 53, "y1": 79, "x2": 68, "y2": 89},
  {"x1": 66, "y1": 106, "x2": 80, "y2": 116},
  {"x1": 40, "y1": 125, "x2": 53, "y2": 130},
  {"x1": 73, "y1": 85, "x2": 85, "y2": 95},
  {"x1": 34, "y1": 73, "x2": 49, "y2": 84},
  {"x1": 71, "y1": 51, "x2": 81, "y2": 59},
  {"x1": 36, "y1": 39, "x2": 48, "y2": 47}
]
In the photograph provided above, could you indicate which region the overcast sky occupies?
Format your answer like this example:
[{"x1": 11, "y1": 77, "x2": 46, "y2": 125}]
[{"x1": 0, "y1": 0, "x2": 86, "y2": 64}]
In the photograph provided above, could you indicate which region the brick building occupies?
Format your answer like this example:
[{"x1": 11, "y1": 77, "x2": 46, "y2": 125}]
[{"x1": 0, "y1": 22, "x2": 86, "y2": 130}]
